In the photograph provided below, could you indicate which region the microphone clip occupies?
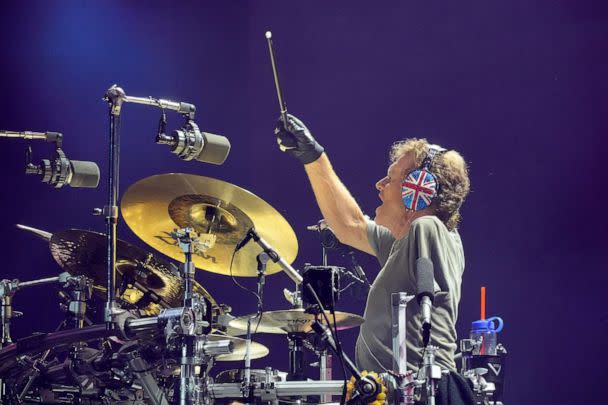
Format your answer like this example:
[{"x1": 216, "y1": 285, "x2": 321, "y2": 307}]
[
  {"x1": 25, "y1": 144, "x2": 69, "y2": 188},
  {"x1": 156, "y1": 117, "x2": 205, "y2": 161}
]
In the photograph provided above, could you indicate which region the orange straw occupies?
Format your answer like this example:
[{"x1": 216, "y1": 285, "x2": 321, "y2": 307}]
[{"x1": 480, "y1": 286, "x2": 486, "y2": 320}]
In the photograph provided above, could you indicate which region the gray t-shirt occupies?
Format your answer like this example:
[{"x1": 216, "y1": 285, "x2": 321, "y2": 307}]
[{"x1": 355, "y1": 215, "x2": 464, "y2": 373}]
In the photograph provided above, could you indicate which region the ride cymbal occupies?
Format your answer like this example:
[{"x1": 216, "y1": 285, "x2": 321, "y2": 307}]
[
  {"x1": 50, "y1": 229, "x2": 218, "y2": 316},
  {"x1": 229, "y1": 309, "x2": 364, "y2": 334},
  {"x1": 120, "y1": 173, "x2": 298, "y2": 277}
]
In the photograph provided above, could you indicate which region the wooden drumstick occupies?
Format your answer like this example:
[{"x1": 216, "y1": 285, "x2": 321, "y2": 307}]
[{"x1": 266, "y1": 31, "x2": 288, "y2": 124}]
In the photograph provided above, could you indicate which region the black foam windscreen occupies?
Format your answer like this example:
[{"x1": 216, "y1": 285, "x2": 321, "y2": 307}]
[
  {"x1": 415, "y1": 257, "x2": 435, "y2": 302},
  {"x1": 69, "y1": 160, "x2": 100, "y2": 188}
]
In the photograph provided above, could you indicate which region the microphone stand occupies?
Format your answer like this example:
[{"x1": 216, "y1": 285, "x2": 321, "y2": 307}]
[
  {"x1": 100, "y1": 85, "x2": 196, "y2": 331},
  {"x1": 242, "y1": 252, "x2": 269, "y2": 399},
  {"x1": 241, "y1": 228, "x2": 303, "y2": 285},
  {"x1": 102, "y1": 85, "x2": 126, "y2": 331}
]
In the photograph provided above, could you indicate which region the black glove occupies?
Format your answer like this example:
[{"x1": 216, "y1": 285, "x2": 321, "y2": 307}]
[{"x1": 274, "y1": 114, "x2": 324, "y2": 164}]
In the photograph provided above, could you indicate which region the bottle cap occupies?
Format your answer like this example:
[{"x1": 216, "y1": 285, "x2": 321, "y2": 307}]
[
  {"x1": 471, "y1": 316, "x2": 503, "y2": 333},
  {"x1": 471, "y1": 319, "x2": 494, "y2": 332}
]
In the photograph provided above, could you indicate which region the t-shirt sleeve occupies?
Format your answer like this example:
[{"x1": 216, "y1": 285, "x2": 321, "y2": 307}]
[
  {"x1": 407, "y1": 216, "x2": 461, "y2": 293},
  {"x1": 366, "y1": 219, "x2": 395, "y2": 267}
]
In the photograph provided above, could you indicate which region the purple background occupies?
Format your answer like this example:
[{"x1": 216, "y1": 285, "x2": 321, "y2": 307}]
[{"x1": 1, "y1": 1, "x2": 607, "y2": 403}]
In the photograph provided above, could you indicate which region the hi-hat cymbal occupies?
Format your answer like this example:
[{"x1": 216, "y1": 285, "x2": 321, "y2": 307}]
[
  {"x1": 209, "y1": 334, "x2": 269, "y2": 362},
  {"x1": 50, "y1": 229, "x2": 219, "y2": 317},
  {"x1": 120, "y1": 173, "x2": 298, "y2": 277},
  {"x1": 229, "y1": 309, "x2": 364, "y2": 334}
]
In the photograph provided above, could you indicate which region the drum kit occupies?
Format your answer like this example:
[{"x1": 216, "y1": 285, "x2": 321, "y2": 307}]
[
  {"x1": 0, "y1": 171, "x2": 371, "y2": 404},
  {"x1": 0, "y1": 32, "x2": 507, "y2": 405}
]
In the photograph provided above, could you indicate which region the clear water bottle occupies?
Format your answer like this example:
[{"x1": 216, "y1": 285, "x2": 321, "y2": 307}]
[{"x1": 470, "y1": 316, "x2": 503, "y2": 355}]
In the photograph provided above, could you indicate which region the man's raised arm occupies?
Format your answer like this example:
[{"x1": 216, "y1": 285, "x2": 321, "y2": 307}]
[{"x1": 275, "y1": 114, "x2": 374, "y2": 255}]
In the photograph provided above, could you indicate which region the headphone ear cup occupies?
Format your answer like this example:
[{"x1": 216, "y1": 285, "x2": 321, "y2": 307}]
[{"x1": 401, "y1": 169, "x2": 439, "y2": 211}]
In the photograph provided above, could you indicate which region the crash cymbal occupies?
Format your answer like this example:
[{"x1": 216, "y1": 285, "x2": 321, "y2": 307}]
[
  {"x1": 209, "y1": 334, "x2": 269, "y2": 362},
  {"x1": 120, "y1": 173, "x2": 298, "y2": 277},
  {"x1": 229, "y1": 309, "x2": 364, "y2": 334},
  {"x1": 49, "y1": 229, "x2": 219, "y2": 316}
]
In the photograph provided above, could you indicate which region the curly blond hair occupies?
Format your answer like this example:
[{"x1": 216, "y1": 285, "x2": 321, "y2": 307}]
[{"x1": 389, "y1": 138, "x2": 470, "y2": 231}]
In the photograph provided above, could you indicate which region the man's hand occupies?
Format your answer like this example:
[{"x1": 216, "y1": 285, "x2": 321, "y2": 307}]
[{"x1": 274, "y1": 114, "x2": 324, "y2": 164}]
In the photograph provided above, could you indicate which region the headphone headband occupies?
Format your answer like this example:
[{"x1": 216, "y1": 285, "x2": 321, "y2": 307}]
[{"x1": 421, "y1": 144, "x2": 446, "y2": 170}]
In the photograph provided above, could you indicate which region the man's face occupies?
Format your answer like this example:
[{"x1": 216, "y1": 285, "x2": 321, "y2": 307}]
[{"x1": 374, "y1": 152, "x2": 416, "y2": 228}]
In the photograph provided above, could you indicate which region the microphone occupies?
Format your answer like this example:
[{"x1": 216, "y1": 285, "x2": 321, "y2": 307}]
[
  {"x1": 308, "y1": 220, "x2": 371, "y2": 286},
  {"x1": 307, "y1": 220, "x2": 342, "y2": 250},
  {"x1": 236, "y1": 227, "x2": 302, "y2": 284},
  {"x1": 415, "y1": 257, "x2": 435, "y2": 347},
  {"x1": 104, "y1": 86, "x2": 230, "y2": 165},
  {"x1": 25, "y1": 148, "x2": 100, "y2": 188},
  {"x1": 235, "y1": 228, "x2": 254, "y2": 252},
  {"x1": 156, "y1": 120, "x2": 230, "y2": 165},
  {"x1": 1, "y1": 130, "x2": 100, "y2": 188}
]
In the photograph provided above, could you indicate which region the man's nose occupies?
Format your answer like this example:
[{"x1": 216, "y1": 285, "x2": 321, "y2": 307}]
[{"x1": 376, "y1": 176, "x2": 388, "y2": 191}]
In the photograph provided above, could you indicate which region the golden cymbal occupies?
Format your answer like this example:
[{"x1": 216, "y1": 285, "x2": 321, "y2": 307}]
[
  {"x1": 120, "y1": 174, "x2": 298, "y2": 277},
  {"x1": 49, "y1": 229, "x2": 219, "y2": 317},
  {"x1": 229, "y1": 309, "x2": 364, "y2": 334}
]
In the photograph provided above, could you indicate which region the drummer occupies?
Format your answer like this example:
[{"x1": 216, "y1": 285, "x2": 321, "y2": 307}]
[{"x1": 275, "y1": 115, "x2": 472, "y2": 399}]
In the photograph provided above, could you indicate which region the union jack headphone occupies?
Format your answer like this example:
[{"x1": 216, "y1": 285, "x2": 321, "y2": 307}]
[{"x1": 401, "y1": 144, "x2": 446, "y2": 211}]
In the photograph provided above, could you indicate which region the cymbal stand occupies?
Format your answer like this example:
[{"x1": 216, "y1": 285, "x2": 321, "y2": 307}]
[
  {"x1": 0, "y1": 279, "x2": 19, "y2": 348},
  {"x1": 287, "y1": 333, "x2": 307, "y2": 384},
  {"x1": 22, "y1": 274, "x2": 93, "y2": 403},
  {"x1": 317, "y1": 345, "x2": 333, "y2": 403},
  {"x1": 58, "y1": 274, "x2": 93, "y2": 330},
  {"x1": 416, "y1": 346, "x2": 441, "y2": 405},
  {"x1": 287, "y1": 291, "x2": 305, "y2": 384},
  {"x1": 0, "y1": 275, "x2": 62, "y2": 346},
  {"x1": 242, "y1": 252, "x2": 269, "y2": 399},
  {"x1": 171, "y1": 227, "x2": 209, "y2": 405},
  {"x1": 319, "y1": 238, "x2": 334, "y2": 402},
  {"x1": 388, "y1": 293, "x2": 417, "y2": 405}
]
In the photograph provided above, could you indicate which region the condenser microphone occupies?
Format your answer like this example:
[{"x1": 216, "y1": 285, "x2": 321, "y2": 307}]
[
  {"x1": 1, "y1": 130, "x2": 100, "y2": 188},
  {"x1": 26, "y1": 148, "x2": 100, "y2": 188},
  {"x1": 415, "y1": 257, "x2": 435, "y2": 347},
  {"x1": 156, "y1": 120, "x2": 230, "y2": 165},
  {"x1": 235, "y1": 228, "x2": 254, "y2": 252}
]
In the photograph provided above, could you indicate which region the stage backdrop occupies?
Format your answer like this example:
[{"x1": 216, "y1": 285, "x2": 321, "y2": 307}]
[{"x1": 1, "y1": 2, "x2": 606, "y2": 403}]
